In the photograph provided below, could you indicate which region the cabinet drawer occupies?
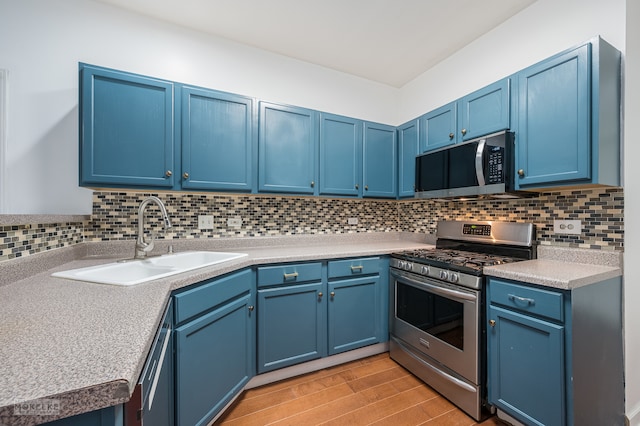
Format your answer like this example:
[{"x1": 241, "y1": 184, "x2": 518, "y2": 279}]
[
  {"x1": 174, "y1": 269, "x2": 252, "y2": 324},
  {"x1": 489, "y1": 279, "x2": 564, "y2": 322},
  {"x1": 328, "y1": 257, "x2": 380, "y2": 279},
  {"x1": 257, "y1": 262, "x2": 322, "y2": 287}
]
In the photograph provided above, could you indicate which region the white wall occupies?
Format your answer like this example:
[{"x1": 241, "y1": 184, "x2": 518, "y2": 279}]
[
  {"x1": 625, "y1": 0, "x2": 640, "y2": 422},
  {"x1": 399, "y1": 0, "x2": 626, "y2": 123},
  {"x1": 0, "y1": 0, "x2": 398, "y2": 214}
]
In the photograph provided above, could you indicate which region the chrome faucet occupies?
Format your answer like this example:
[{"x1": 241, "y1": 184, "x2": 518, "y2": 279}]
[{"x1": 134, "y1": 196, "x2": 172, "y2": 259}]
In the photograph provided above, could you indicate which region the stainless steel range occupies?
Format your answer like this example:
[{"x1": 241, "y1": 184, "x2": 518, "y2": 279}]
[{"x1": 389, "y1": 220, "x2": 535, "y2": 421}]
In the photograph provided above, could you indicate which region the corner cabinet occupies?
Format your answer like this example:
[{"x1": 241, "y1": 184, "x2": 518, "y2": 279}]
[
  {"x1": 515, "y1": 37, "x2": 621, "y2": 189},
  {"x1": 79, "y1": 64, "x2": 175, "y2": 188},
  {"x1": 319, "y1": 113, "x2": 362, "y2": 197},
  {"x1": 181, "y1": 87, "x2": 255, "y2": 192},
  {"x1": 258, "y1": 102, "x2": 318, "y2": 195},
  {"x1": 398, "y1": 119, "x2": 419, "y2": 198},
  {"x1": 363, "y1": 123, "x2": 397, "y2": 198},
  {"x1": 173, "y1": 269, "x2": 255, "y2": 426},
  {"x1": 487, "y1": 276, "x2": 624, "y2": 426}
]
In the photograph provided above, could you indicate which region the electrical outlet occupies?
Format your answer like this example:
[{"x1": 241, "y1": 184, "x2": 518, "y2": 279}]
[
  {"x1": 348, "y1": 218, "x2": 359, "y2": 225},
  {"x1": 227, "y1": 217, "x2": 242, "y2": 227},
  {"x1": 198, "y1": 215, "x2": 214, "y2": 230},
  {"x1": 553, "y1": 219, "x2": 581, "y2": 235}
]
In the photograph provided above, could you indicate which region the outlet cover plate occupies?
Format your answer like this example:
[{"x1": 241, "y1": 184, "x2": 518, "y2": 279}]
[
  {"x1": 348, "y1": 218, "x2": 358, "y2": 225},
  {"x1": 553, "y1": 219, "x2": 581, "y2": 235},
  {"x1": 198, "y1": 215, "x2": 214, "y2": 230},
  {"x1": 227, "y1": 217, "x2": 242, "y2": 227}
]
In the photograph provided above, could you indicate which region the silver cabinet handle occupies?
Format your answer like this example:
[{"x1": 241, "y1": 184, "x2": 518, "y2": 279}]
[
  {"x1": 508, "y1": 294, "x2": 535, "y2": 305},
  {"x1": 350, "y1": 265, "x2": 363, "y2": 273},
  {"x1": 283, "y1": 272, "x2": 299, "y2": 280}
]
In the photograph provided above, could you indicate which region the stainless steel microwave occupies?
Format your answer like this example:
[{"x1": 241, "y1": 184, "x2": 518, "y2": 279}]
[{"x1": 414, "y1": 130, "x2": 528, "y2": 200}]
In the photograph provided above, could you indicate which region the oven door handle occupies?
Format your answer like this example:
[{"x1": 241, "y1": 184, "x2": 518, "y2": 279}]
[{"x1": 392, "y1": 271, "x2": 477, "y2": 302}]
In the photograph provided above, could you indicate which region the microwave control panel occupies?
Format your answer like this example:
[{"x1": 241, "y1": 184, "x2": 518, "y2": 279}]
[{"x1": 487, "y1": 146, "x2": 504, "y2": 184}]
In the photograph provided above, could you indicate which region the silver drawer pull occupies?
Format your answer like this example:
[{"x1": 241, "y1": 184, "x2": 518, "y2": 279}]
[
  {"x1": 350, "y1": 265, "x2": 364, "y2": 272},
  {"x1": 283, "y1": 272, "x2": 299, "y2": 280},
  {"x1": 508, "y1": 294, "x2": 535, "y2": 305}
]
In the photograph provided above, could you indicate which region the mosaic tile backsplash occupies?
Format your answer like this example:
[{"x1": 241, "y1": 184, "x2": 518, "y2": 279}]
[
  {"x1": 399, "y1": 187, "x2": 624, "y2": 251},
  {"x1": 0, "y1": 223, "x2": 84, "y2": 261},
  {"x1": 0, "y1": 187, "x2": 624, "y2": 262}
]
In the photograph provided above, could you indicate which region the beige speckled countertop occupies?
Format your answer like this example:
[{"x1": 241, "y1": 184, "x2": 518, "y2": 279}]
[
  {"x1": 0, "y1": 233, "x2": 433, "y2": 425},
  {"x1": 484, "y1": 245, "x2": 623, "y2": 289}
]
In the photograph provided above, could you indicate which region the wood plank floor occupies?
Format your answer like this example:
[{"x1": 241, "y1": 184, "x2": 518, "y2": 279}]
[{"x1": 215, "y1": 353, "x2": 506, "y2": 426}]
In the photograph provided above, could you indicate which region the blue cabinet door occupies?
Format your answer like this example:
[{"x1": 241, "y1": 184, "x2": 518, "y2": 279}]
[
  {"x1": 181, "y1": 87, "x2": 254, "y2": 191},
  {"x1": 79, "y1": 64, "x2": 174, "y2": 188},
  {"x1": 257, "y1": 281, "x2": 326, "y2": 373},
  {"x1": 258, "y1": 102, "x2": 318, "y2": 194},
  {"x1": 398, "y1": 119, "x2": 419, "y2": 198},
  {"x1": 327, "y1": 275, "x2": 380, "y2": 355},
  {"x1": 516, "y1": 44, "x2": 591, "y2": 188},
  {"x1": 459, "y1": 79, "x2": 510, "y2": 141},
  {"x1": 363, "y1": 122, "x2": 397, "y2": 198},
  {"x1": 488, "y1": 304, "x2": 565, "y2": 426},
  {"x1": 419, "y1": 102, "x2": 456, "y2": 152},
  {"x1": 175, "y1": 294, "x2": 254, "y2": 426},
  {"x1": 319, "y1": 113, "x2": 362, "y2": 196}
]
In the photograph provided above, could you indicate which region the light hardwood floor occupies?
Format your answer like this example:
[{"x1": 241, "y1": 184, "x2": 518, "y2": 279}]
[{"x1": 215, "y1": 353, "x2": 505, "y2": 426}]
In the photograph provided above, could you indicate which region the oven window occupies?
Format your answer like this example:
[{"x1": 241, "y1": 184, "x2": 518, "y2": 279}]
[{"x1": 396, "y1": 281, "x2": 464, "y2": 350}]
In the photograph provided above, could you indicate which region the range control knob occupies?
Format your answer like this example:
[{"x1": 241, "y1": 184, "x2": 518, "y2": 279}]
[
  {"x1": 420, "y1": 265, "x2": 430, "y2": 275},
  {"x1": 449, "y1": 273, "x2": 459, "y2": 283},
  {"x1": 397, "y1": 261, "x2": 405, "y2": 270},
  {"x1": 404, "y1": 262, "x2": 413, "y2": 271},
  {"x1": 439, "y1": 270, "x2": 449, "y2": 280}
]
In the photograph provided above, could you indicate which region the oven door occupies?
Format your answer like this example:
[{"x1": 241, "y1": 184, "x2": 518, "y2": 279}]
[{"x1": 389, "y1": 268, "x2": 480, "y2": 383}]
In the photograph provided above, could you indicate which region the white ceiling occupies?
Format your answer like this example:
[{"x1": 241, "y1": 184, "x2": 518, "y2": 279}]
[{"x1": 94, "y1": 0, "x2": 536, "y2": 88}]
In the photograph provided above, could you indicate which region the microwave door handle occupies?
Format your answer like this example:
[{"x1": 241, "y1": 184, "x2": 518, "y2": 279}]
[{"x1": 475, "y1": 139, "x2": 486, "y2": 186}]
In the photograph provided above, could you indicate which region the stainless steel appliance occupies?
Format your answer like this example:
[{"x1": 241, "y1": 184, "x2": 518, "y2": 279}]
[
  {"x1": 414, "y1": 130, "x2": 530, "y2": 200},
  {"x1": 389, "y1": 220, "x2": 535, "y2": 421},
  {"x1": 125, "y1": 300, "x2": 174, "y2": 426}
]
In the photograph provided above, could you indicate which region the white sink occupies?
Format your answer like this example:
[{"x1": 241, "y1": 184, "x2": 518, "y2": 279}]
[{"x1": 51, "y1": 251, "x2": 248, "y2": 286}]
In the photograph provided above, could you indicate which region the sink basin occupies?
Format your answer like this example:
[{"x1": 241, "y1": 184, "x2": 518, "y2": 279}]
[{"x1": 51, "y1": 251, "x2": 248, "y2": 286}]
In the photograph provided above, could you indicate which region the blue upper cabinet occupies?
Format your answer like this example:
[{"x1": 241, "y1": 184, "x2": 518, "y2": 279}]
[
  {"x1": 181, "y1": 87, "x2": 255, "y2": 192},
  {"x1": 419, "y1": 78, "x2": 511, "y2": 153},
  {"x1": 258, "y1": 102, "x2": 318, "y2": 194},
  {"x1": 319, "y1": 113, "x2": 362, "y2": 197},
  {"x1": 459, "y1": 79, "x2": 510, "y2": 141},
  {"x1": 419, "y1": 102, "x2": 457, "y2": 152},
  {"x1": 363, "y1": 122, "x2": 397, "y2": 198},
  {"x1": 80, "y1": 64, "x2": 175, "y2": 188},
  {"x1": 398, "y1": 119, "x2": 419, "y2": 198},
  {"x1": 515, "y1": 37, "x2": 621, "y2": 189}
]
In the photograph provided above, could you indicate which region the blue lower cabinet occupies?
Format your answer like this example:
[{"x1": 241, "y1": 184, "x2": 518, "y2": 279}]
[
  {"x1": 257, "y1": 281, "x2": 326, "y2": 373},
  {"x1": 488, "y1": 305, "x2": 565, "y2": 425},
  {"x1": 487, "y1": 277, "x2": 624, "y2": 426},
  {"x1": 327, "y1": 276, "x2": 380, "y2": 355},
  {"x1": 173, "y1": 269, "x2": 255, "y2": 426}
]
